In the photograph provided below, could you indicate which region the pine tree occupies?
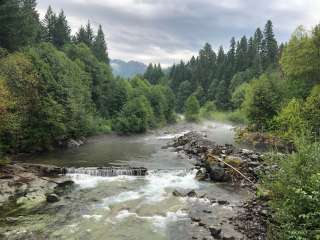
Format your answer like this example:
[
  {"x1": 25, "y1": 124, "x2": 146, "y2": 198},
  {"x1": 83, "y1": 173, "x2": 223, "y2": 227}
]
[
  {"x1": 253, "y1": 28, "x2": 263, "y2": 53},
  {"x1": 236, "y1": 36, "x2": 248, "y2": 71},
  {"x1": 93, "y1": 25, "x2": 109, "y2": 63},
  {"x1": 85, "y1": 21, "x2": 94, "y2": 47},
  {"x1": 75, "y1": 26, "x2": 87, "y2": 44},
  {"x1": 198, "y1": 43, "x2": 217, "y2": 91},
  {"x1": 247, "y1": 37, "x2": 255, "y2": 68},
  {"x1": 262, "y1": 20, "x2": 278, "y2": 69},
  {"x1": 52, "y1": 10, "x2": 70, "y2": 47},
  {"x1": 42, "y1": 6, "x2": 56, "y2": 42},
  {"x1": 20, "y1": 0, "x2": 40, "y2": 45},
  {"x1": 0, "y1": 0, "x2": 40, "y2": 51},
  {"x1": 144, "y1": 63, "x2": 164, "y2": 85},
  {"x1": 216, "y1": 46, "x2": 226, "y2": 80},
  {"x1": 225, "y1": 37, "x2": 236, "y2": 79},
  {"x1": 75, "y1": 21, "x2": 94, "y2": 47}
]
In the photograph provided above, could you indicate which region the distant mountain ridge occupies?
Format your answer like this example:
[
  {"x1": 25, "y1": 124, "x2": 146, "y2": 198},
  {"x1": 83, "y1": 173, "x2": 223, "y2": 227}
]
[{"x1": 110, "y1": 59, "x2": 147, "y2": 78}]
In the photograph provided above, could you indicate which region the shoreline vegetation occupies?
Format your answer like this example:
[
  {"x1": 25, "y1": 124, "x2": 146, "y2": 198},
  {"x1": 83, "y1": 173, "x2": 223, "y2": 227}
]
[{"x1": 0, "y1": 1, "x2": 319, "y2": 239}]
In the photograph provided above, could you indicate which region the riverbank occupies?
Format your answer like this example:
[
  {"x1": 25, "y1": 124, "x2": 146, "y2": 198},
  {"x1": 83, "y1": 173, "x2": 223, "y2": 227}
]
[
  {"x1": 0, "y1": 164, "x2": 73, "y2": 210},
  {"x1": 169, "y1": 131, "x2": 271, "y2": 240}
]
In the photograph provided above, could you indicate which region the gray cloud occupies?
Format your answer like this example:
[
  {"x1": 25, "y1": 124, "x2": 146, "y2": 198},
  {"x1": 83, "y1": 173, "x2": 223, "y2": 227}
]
[{"x1": 37, "y1": 0, "x2": 320, "y2": 66}]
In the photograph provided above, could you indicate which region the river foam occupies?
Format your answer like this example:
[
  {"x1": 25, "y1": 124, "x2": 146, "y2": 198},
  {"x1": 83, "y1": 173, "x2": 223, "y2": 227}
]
[{"x1": 115, "y1": 209, "x2": 188, "y2": 231}]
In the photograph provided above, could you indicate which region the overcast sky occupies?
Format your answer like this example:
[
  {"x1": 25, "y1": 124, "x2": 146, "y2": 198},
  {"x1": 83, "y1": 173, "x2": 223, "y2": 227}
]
[{"x1": 37, "y1": 0, "x2": 320, "y2": 67}]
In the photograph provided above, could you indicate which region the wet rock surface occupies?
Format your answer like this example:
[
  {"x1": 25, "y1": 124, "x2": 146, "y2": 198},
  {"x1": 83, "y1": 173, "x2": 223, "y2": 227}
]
[
  {"x1": 0, "y1": 163, "x2": 72, "y2": 209},
  {"x1": 169, "y1": 131, "x2": 267, "y2": 186},
  {"x1": 232, "y1": 197, "x2": 271, "y2": 240},
  {"x1": 169, "y1": 131, "x2": 271, "y2": 240}
]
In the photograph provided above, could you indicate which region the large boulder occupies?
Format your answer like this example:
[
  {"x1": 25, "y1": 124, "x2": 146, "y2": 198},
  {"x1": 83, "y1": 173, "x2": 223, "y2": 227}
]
[
  {"x1": 46, "y1": 193, "x2": 60, "y2": 203},
  {"x1": 208, "y1": 165, "x2": 226, "y2": 182}
]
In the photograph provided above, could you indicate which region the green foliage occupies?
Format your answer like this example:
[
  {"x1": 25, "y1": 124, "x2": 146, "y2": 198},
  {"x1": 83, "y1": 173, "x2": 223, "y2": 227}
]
[
  {"x1": 264, "y1": 140, "x2": 320, "y2": 239},
  {"x1": 204, "y1": 110, "x2": 247, "y2": 124},
  {"x1": 144, "y1": 63, "x2": 164, "y2": 85},
  {"x1": 63, "y1": 43, "x2": 114, "y2": 118},
  {"x1": 242, "y1": 73, "x2": 284, "y2": 130},
  {"x1": 281, "y1": 26, "x2": 320, "y2": 92},
  {"x1": 273, "y1": 98, "x2": 307, "y2": 140},
  {"x1": 75, "y1": 21, "x2": 94, "y2": 47},
  {"x1": 273, "y1": 85, "x2": 320, "y2": 140},
  {"x1": 113, "y1": 96, "x2": 155, "y2": 134},
  {"x1": 215, "y1": 80, "x2": 231, "y2": 110},
  {"x1": 176, "y1": 80, "x2": 193, "y2": 113},
  {"x1": 0, "y1": 43, "x2": 98, "y2": 151},
  {"x1": 229, "y1": 69, "x2": 255, "y2": 92},
  {"x1": 0, "y1": 0, "x2": 40, "y2": 51},
  {"x1": 200, "y1": 101, "x2": 217, "y2": 119},
  {"x1": 92, "y1": 25, "x2": 109, "y2": 63},
  {"x1": 262, "y1": 20, "x2": 278, "y2": 69},
  {"x1": 185, "y1": 96, "x2": 200, "y2": 122},
  {"x1": 167, "y1": 20, "x2": 279, "y2": 113},
  {"x1": 231, "y1": 82, "x2": 250, "y2": 109},
  {"x1": 304, "y1": 85, "x2": 320, "y2": 136}
]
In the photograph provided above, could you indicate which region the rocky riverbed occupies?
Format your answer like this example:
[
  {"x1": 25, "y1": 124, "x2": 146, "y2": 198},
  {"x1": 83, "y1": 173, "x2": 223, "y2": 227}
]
[
  {"x1": 0, "y1": 125, "x2": 272, "y2": 240},
  {"x1": 168, "y1": 131, "x2": 272, "y2": 240},
  {"x1": 0, "y1": 164, "x2": 73, "y2": 210}
]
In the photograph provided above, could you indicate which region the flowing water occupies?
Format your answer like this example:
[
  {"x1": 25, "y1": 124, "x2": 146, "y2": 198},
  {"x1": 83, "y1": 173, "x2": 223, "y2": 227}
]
[{"x1": 3, "y1": 121, "x2": 249, "y2": 240}]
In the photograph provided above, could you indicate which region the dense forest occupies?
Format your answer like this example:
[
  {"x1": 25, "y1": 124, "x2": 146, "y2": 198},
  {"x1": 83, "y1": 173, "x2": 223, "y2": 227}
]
[
  {"x1": 0, "y1": 0, "x2": 175, "y2": 154},
  {"x1": 0, "y1": 1, "x2": 319, "y2": 238}
]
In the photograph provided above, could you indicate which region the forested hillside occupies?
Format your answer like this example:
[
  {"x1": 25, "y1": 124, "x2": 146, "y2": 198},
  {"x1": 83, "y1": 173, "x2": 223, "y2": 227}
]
[{"x1": 0, "y1": 1, "x2": 175, "y2": 154}]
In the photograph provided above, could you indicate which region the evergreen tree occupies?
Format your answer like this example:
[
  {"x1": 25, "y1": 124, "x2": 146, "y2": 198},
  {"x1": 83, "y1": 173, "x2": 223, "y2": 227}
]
[
  {"x1": 262, "y1": 20, "x2": 278, "y2": 69},
  {"x1": 76, "y1": 21, "x2": 94, "y2": 47},
  {"x1": 42, "y1": 6, "x2": 56, "y2": 42},
  {"x1": 215, "y1": 80, "x2": 230, "y2": 110},
  {"x1": 176, "y1": 80, "x2": 193, "y2": 112},
  {"x1": 85, "y1": 21, "x2": 94, "y2": 47},
  {"x1": 169, "y1": 61, "x2": 191, "y2": 92},
  {"x1": 93, "y1": 25, "x2": 109, "y2": 64},
  {"x1": 75, "y1": 26, "x2": 87, "y2": 44},
  {"x1": 226, "y1": 37, "x2": 236, "y2": 79},
  {"x1": 247, "y1": 37, "x2": 255, "y2": 68},
  {"x1": 144, "y1": 63, "x2": 164, "y2": 85},
  {"x1": 52, "y1": 10, "x2": 70, "y2": 48},
  {"x1": 198, "y1": 43, "x2": 217, "y2": 91},
  {"x1": 216, "y1": 46, "x2": 226, "y2": 80},
  {"x1": 0, "y1": 0, "x2": 40, "y2": 51},
  {"x1": 235, "y1": 36, "x2": 248, "y2": 71},
  {"x1": 253, "y1": 28, "x2": 263, "y2": 53}
]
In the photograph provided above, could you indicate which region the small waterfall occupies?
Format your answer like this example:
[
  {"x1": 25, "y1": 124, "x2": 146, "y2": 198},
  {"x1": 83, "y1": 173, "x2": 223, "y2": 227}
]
[{"x1": 66, "y1": 167, "x2": 148, "y2": 177}]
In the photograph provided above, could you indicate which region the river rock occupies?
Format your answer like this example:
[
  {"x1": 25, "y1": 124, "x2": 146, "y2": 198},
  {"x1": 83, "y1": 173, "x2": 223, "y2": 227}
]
[
  {"x1": 195, "y1": 168, "x2": 207, "y2": 181},
  {"x1": 187, "y1": 190, "x2": 197, "y2": 197},
  {"x1": 46, "y1": 193, "x2": 60, "y2": 203},
  {"x1": 208, "y1": 166, "x2": 226, "y2": 182},
  {"x1": 209, "y1": 226, "x2": 222, "y2": 239},
  {"x1": 67, "y1": 139, "x2": 81, "y2": 148},
  {"x1": 56, "y1": 179, "x2": 74, "y2": 188},
  {"x1": 217, "y1": 200, "x2": 229, "y2": 205},
  {"x1": 222, "y1": 233, "x2": 236, "y2": 240}
]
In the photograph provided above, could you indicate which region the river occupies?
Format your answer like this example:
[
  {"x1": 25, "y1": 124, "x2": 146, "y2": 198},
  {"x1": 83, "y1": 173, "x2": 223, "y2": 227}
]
[{"x1": 2, "y1": 121, "x2": 249, "y2": 240}]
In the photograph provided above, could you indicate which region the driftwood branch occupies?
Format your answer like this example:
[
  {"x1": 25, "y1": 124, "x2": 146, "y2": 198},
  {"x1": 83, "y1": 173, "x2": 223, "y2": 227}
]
[{"x1": 208, "y1": 154, "x2": 255, "y2": 185}]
